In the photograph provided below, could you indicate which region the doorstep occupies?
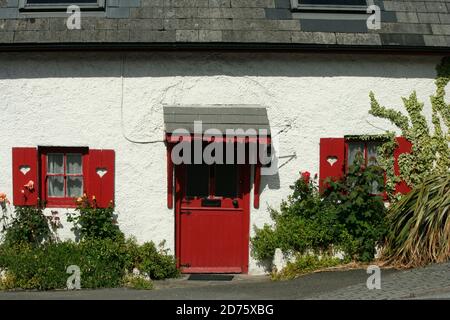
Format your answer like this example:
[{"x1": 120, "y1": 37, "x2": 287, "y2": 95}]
[{"x1": 152, "y1": 274, "x2": 270, "y2": 290}]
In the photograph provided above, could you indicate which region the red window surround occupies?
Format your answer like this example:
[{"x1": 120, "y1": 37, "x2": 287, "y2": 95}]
[
  {"x1": 319, "y1": 137, "x2": 412, "y2": 196},
  {"x1": 40, "y1": 147, "x2": 88, "y2": 208},
  {"x1": 12, "y1": 147, "x2": 115, "y2": 208}
]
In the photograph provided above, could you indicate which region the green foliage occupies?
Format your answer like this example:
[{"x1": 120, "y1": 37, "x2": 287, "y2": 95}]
[
  {"x1": 382, "y1": 174, "x2": 450, "y2": 267},
  {"x1": 324, "y1": 154, "x2": 388, "y2": 262},
  {"x1": 369, "y1": 57, "x2": 450, "y2": 200},
  {"x1": 272, "y1": 254, "x2": 341, "y2": 281},
  {"x1": 251, "y1": 155, "x2": 387, "y2": 265},
  {"x1": 2, "y1": 206, "x2": 56, "y2": 246},
  {"x1": 122, "y1": 274, "x2": 153, "y2": 290},
  {"x1": 121, "y1": 239, "x2": 180, "y2": 280},
  {"x1": 0, "y1": 240, "x2": 125, "y2": 290},
  {"x1": 67, "y1": 195, "x2": 124, "y2": 241},
  {"x1": 0, "y1": 238, "x2": 179, "y2": 290},
  {"x1": 251, "y1": 177, "x2": 342, "y2": 262}
]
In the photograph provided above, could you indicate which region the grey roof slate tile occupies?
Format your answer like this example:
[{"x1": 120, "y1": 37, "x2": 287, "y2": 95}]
[{"x1": 0, "y1": 0, "x2": 450, "y2": 49}]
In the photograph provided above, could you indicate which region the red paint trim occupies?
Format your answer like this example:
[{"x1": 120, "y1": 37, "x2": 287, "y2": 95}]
[
  {"x1": 181, "y1": 267, "x2": 243, "y2": 274},
  {"x1": 39, "y1": 147, "x2": 88, "y2": 208},
  {"x1": 394, "y1": 137, "x2": 413, "y2": 195},
  {"x1": 167, "y1": 144, "x2": 174, "y2": 209},
  {"x1": 319, "y1": 138, "x2": 345, "y2": 193},
  {"x1": 12, "y1": 147, "x2": 38, "y2": 206},
  {"x1": 174, "y1": 163, "x2": 251, "y2": 274},
  {"x1": 253, "y1": 163, "x2": 261, "y2": 209},
  {"x1": 174, "y1": 164, "x2": 183, "y2": 270},
  {"x1": 241, "y1": 165, "x2": 251, "y2": 274}
]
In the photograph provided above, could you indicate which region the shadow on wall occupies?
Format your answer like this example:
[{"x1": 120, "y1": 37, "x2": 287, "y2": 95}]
[
  {"x1": 261, "y1": 173, "x2": 281, "y2": 193},
  {"x1": 0, "y1": 52, "x2": 440, "y2": 80},
  {"x1": 259, "y1": 150, "x2": 297, "y2": 193}
]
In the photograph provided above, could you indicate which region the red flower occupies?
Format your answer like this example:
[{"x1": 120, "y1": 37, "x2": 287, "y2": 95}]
[
  {"x1": 23, "y1": 180, "x2": 34, "y2": 191},
  {"x1": 301, "y1": 171, "x2": 311, "y2": 184}
]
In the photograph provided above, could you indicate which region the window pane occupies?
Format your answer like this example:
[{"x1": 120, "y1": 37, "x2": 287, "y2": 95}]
[
  {"x1": 67, "y1": 176, "x2": 83, "y2": 197},
  {"x1": 27, "y1": 0, "x2": 97, "y2": 3},
  {"x1": 47, "y1": 154, "x2": 64, "y2": 174},
  {"x1": 48, "y1": 176, "x2": 64, "y2": 197},
  {"x1": 367, "y1": 142, "x2": 381, "y2": 167},
  {"x1": 67, "y1": 154, "x2": 82, "y2": 174},
  {"x1": 347, "y1": 142, "x2": 365, "y2": 166},
  {"x1": 371, "y1": 179, "x2": 382, "y2": 194},
  {"x1": 215, "y1": 164, "x2": 238, "y2": 198},
  {"x1": 301, "y1": 0, "x2": 366, "y2": 5},
  {"x1": 186, "y1": 164, "x2": 209, "y2": 198}
]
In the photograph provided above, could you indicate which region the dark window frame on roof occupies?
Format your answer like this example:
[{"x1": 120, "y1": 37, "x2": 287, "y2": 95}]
[
  {"x1": 19, "y1": 0, "x2": 105, "y2": 12},
  {"x1": 290, "y1": 0, "x2": 368, "y2": 13}
]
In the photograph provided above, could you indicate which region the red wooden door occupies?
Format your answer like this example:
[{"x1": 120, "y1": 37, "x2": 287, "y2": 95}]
[{"x1": 175, "y1": 162, "x2": 250, "y2": 273}]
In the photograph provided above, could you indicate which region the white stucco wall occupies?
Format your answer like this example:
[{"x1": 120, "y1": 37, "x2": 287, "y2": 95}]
[{"x1": 0, "y1": 51, "x2": 442, "y2": 274}]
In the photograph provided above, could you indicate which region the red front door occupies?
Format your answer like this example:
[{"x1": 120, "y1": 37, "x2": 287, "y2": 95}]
[{"x1": 175, "y1": 162, "x2": 251, "y2": 273}]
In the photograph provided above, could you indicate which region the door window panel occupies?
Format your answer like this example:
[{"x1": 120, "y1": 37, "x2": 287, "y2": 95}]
[
  {"x1": 215, "y1": 164, "x2": 238, "y2": 199},
  {"x1": 186, "y1": 164, "x2": 209, "y2": 198}
]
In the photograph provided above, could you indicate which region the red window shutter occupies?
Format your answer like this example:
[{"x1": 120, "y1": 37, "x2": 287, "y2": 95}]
[
  {"x1": 394, "y1": 137, "x2": 412, "y2": 195},
  {"x1": 88, "y1": 149, "x2": 115, "y2": 208},
  {"x1": 12, "y1": 147, "x2": 38, "y2": 206},
  {"x1": 319, "y1": 138, "x2": 345, "y2": 192}
]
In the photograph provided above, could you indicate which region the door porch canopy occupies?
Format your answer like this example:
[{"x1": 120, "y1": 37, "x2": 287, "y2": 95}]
[
  {"x1": 163, "y1": 104, "x2": 271, "y2": 144},
  {"x1": 163, "y1": 104, "x2": 271, "y2": 210}
]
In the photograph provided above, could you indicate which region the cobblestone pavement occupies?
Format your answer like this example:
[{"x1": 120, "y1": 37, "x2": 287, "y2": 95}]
[
  {"x1": 0, "y1": 263, "x2": 449, "y2": 300},
  {"x1": 313, "y1": 262, "x2": 450, "y2": 300}
]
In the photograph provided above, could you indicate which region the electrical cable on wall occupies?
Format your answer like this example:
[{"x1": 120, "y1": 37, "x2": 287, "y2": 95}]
[{"x1": 120, "y1": 54, "x2": 165, "y2": 144}]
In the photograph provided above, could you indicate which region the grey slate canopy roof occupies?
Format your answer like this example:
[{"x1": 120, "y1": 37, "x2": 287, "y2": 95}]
[
  {"x1": 0, "y1": 0, "x2": 450, "y2": 50},
  {"x1": 163, "y1": 105, "x2": 270, "y2": 135}
]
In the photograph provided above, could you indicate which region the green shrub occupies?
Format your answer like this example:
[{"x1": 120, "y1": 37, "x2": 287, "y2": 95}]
[
  {"x1": 251, "y1": 176, "x2": 343, "y2": 262},
  {"x1": 251, "y1": 154, "x2": 387, "y2": 265},
  {"x1": 123, "y1": 239, "x2": 180, "y2": 280},
  {"x1": 369, "y1": 57, "x2": 450, "y2": 200},
  {"x1": 0, "y1": 238, "x2": 179, "y2": 290},
  {"x1": 382, "y1": 174, "x2": 450, "y2": 268},
  {"x1": 0, "y1": 239, "x2": 126, "y2": 290},
  {"x1": 272, "y1": 254, "x2": 342, "y2": 280},
  {"x1": 2, "y1": 205, "x2": 56, "y2": 246},
  {"x1": 67, "y1": 195, "x2": 124, "y2": 241},
  {"x1": 324, "y1": 154, "x2": 388, "y2": 262},
  {"x1": 123, "y1": 274, "x2": 153, "y2": 290}
]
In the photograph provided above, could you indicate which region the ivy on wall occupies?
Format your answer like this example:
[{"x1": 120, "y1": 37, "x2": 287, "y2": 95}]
[{"x1": 369, "y1": 57, "x2": 450, "y2": 201}]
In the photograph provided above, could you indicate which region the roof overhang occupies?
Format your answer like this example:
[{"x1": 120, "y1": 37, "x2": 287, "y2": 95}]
[{"x1": 163, "y1": 104, "x2": 271, "y2": 144}]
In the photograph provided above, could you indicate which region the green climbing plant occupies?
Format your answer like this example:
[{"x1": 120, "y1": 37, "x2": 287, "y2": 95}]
[{"x1": 369, "y1": 57, "x2": 450, "y2": 201}]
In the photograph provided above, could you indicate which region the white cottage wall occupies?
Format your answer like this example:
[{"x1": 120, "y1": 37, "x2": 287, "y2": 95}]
[{"x1": 0, "y1": 51, "x2": 441, "y2": 274}]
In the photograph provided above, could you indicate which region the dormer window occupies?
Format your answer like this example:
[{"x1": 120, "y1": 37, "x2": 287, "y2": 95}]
[
  {"x1": 291, "y1": 0, "x2": 368, "y2": 12},
  {"x1": 19, "y1": 0, "x2": 105, "y2": 12}
]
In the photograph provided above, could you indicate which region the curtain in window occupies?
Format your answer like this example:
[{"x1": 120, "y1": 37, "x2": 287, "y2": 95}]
[
  {"x1": 67, "y1": 177, "x2": 83, "y2": 197},
  {"x1": 367, "y1": 142, "x2": 380, "y2": 166},
  {"x1": 48, "y1": 176, "x2": 64, "y2": 197},
  {"x1": 347, "y1": 142, "x2": 364, "y2": 166},
  {"x1": 67, "y1": 154, "x2": 82, "y2": 174},
  {"x1": 47, "y1": 153, "x2": 63, "y2": 174},
  {"x1": 48, "y1": 154, "x2": 64, "y2": 197}
]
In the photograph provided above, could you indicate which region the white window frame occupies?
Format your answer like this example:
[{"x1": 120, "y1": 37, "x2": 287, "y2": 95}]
[
  {"x1": 290, "y1": 0, "x2": 369, "y2": 12},
  {"x1": 19, "y1": 0, "x2": 105, "y2": 11}
]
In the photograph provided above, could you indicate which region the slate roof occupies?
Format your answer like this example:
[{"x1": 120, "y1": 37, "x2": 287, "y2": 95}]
[{"x1": 0, "y1": 0, "x2": 450, "y2": 51}]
